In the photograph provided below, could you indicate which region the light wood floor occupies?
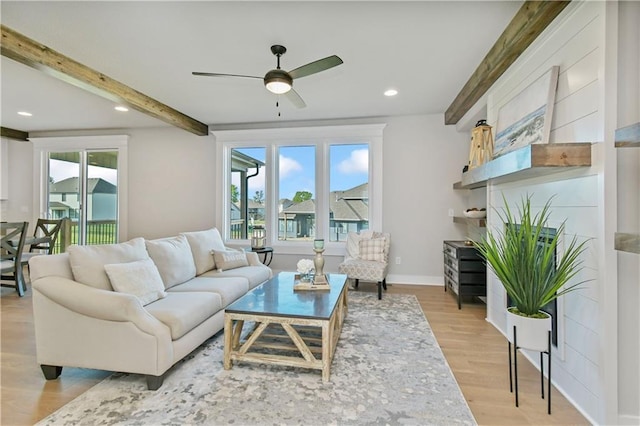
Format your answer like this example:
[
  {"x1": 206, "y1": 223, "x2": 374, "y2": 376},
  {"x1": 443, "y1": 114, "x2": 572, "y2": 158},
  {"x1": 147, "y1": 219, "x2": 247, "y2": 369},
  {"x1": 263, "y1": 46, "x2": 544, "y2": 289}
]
[{"x1": 1, "y1": 281, "x2": 587, "y2": 425}]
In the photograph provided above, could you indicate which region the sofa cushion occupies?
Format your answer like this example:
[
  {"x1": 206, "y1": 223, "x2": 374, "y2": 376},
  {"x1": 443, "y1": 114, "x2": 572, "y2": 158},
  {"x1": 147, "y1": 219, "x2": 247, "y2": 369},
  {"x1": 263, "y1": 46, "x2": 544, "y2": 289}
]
[
  {"x1": 181, "y1": 228, "x2": 226, "y2": 275},
  {"x1": 212, "y1": 250, "x2": 249, "y2": 271},
  {"x1": 145, "y1": 292, "x2": 222, "y2": 341},
  {"x1": 67, "y1": 237, "x2": 149, "y2": 291},
  {"x1": 146, "y1": 235, "x2": 196, "y2": 289},
  {"x1": 104, "y1": 258, "x2": 167, "y2": 306},
  {"x1": 168, "y1": 276, "x2": 249, "y2": 307},
  {"x1": 201, "y1": 265, "x2": 272, "y2": 290},
  {"x1": 359, "y1": 237, "x2": 386, "y2": 262}
]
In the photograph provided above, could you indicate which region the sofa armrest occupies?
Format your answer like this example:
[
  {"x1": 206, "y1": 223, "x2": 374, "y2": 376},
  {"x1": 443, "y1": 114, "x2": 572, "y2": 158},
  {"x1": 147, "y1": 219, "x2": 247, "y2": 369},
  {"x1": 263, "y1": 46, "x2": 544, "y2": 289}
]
[{"x1": 32, "y1": 276, "x2": 167, "y2": 337}]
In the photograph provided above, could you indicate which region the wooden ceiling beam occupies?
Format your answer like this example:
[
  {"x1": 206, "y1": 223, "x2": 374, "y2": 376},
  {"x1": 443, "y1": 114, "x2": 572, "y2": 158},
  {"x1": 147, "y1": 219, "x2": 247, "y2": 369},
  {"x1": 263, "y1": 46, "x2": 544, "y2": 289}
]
[
  {"x1": 445, "y1": 1, "x2": 572, "y2": 125},
  {"x1": 1, "y1": 25, "x2": 208, "y2": 136},
  {"x1": 1, "y1": 127, "x2": 29, "y2": 141}
]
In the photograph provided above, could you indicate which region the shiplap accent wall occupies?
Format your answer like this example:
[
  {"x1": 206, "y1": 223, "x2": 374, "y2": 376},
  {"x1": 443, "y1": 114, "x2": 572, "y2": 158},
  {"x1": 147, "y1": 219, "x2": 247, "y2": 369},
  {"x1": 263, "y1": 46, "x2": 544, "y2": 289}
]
[{"x1": 483, "y1": 2, "x2": 610, "y2": 423}]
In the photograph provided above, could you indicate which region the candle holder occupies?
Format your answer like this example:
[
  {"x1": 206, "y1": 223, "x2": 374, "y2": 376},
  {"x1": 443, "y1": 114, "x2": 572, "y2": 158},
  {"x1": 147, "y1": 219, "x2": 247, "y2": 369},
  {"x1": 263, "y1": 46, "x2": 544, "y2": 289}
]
[{"x1": 313, "y1": 239, "x2": 328, "y2": 285}]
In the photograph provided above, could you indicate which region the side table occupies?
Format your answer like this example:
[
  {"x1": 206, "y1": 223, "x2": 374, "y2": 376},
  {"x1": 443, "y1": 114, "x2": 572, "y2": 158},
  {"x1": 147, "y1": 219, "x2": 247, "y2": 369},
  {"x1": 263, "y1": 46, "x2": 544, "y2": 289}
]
[{"x1": 250, "y1": 246, "x2": 273, "y2": 266}]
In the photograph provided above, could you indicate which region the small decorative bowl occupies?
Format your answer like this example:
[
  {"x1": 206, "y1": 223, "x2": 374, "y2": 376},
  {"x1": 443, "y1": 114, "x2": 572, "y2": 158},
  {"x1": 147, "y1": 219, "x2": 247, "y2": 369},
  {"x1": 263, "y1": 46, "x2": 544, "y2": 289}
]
[{"x1": 463, "y1": 210, "x2": 487, "y2": 219}]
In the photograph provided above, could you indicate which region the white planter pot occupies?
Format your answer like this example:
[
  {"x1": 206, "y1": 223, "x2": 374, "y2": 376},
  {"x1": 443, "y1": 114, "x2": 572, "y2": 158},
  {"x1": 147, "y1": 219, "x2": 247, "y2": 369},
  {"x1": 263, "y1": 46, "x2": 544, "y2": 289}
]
[{"x1": 506, "y1": 308, "x2": 552, "y2": 352}]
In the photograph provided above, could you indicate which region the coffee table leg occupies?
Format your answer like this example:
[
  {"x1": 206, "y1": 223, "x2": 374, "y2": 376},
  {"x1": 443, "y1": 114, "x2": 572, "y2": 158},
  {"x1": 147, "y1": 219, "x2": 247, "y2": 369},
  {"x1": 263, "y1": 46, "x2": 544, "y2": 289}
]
[
  {"x1": 322, "y1": 321, "x2": 331, "y2": 382},
  {"x1": 223, "y1": 314, "x2": 233, "y2": 370}
]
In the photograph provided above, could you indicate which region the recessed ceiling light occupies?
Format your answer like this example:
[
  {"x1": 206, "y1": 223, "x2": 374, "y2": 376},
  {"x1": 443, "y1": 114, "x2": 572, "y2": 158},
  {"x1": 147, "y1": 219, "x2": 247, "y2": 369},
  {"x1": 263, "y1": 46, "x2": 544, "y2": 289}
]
[
  {"x1": 18, "y1": 111, "x2": 33, "y2": 117},
  {"x1": 384, "y1": 89, "x2": 398, "y2": 97},
  {"x1": 114, "y1": 106, "x2": 129, "y2": 112}
]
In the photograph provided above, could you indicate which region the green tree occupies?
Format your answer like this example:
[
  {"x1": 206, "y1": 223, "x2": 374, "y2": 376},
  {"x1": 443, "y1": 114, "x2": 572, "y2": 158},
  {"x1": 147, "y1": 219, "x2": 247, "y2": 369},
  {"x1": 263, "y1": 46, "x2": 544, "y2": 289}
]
[
  {"x1": 230, "y1": 184, "x2": 239, "y2": 203},
  {"x1": 253, "y1": 190, "x2": 264, "y2": 204},
  {"x1": 293, "y1": 191, "x2": 312, "y2": 202}
]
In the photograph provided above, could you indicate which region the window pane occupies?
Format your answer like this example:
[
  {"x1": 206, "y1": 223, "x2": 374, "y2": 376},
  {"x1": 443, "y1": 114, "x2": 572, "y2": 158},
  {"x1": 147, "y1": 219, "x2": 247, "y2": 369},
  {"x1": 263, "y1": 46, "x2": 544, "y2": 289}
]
[
  {"x1": 329, "y1": 144, "x2": 369, "y2": 242},
  {"x1": 86, "y1": 151, "x2": 118, "y2": 245},
  {"x1": 278, "y1": 146, "x2": 315, "y2": 241},
  {"x1": 230, "y1": 147, "x2": 266, "y2": 240}
]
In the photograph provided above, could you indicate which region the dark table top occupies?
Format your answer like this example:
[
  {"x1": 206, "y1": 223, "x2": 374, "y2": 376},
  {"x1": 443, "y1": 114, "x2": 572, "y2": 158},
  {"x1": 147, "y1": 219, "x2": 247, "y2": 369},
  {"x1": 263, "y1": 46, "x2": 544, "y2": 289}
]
[{"x1": 225, "y1": 271, "x2": 348, "y2": 320}]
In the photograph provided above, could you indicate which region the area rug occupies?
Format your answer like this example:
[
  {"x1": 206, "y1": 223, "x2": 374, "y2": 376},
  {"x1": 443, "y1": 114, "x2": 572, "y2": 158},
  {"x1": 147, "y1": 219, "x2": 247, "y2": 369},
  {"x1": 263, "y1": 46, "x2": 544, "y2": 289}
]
[{"x1": 37, "y1": 293, "x2": 476, "y2": 425}]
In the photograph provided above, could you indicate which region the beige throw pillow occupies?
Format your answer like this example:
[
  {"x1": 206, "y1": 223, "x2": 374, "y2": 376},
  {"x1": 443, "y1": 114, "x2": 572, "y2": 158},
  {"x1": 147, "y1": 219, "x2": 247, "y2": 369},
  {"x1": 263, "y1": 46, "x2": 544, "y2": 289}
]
[
  {"x1": 359, "y1": 237, "x2": 386, "y2": 262},
  {"x1": 67, "y1": 237, "x2": 149, "y2": 291},
  {"x1": 145, "y1": 235, "x2": 196, "y2": 289},
  {"x1": 104, "y1": 259, "x2": 167, "y2": 306},
  {"x1": 212, "y1": 250, "x2": 249, "y2": 271},
  {"x1": 181, "y1": 228, "x2": 226, "y2": 275}
]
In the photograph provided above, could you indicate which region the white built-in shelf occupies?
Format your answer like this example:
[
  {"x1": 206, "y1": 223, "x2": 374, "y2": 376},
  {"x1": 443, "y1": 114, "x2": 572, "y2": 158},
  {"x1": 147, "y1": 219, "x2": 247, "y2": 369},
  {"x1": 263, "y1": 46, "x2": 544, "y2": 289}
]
[
  {"x1": 453, "y1": 216, "x2": 486, "y2": 227},
  {"x1": 453, "y1": 143, "x2": 592, "y2": 190},
  {"x1": 614, "y1": 122, "x2": 639, "y2": 254}
]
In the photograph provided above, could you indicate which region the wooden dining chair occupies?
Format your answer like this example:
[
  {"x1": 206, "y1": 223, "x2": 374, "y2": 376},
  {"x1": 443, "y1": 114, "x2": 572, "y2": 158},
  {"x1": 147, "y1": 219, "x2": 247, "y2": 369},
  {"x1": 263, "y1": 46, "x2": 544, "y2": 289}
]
[
  {"x1": 1, "y1": 221, "x2": 29, "y2": 297},
  {"x1": 21, "y1": 219, "x2": 64, "y2": 270}
]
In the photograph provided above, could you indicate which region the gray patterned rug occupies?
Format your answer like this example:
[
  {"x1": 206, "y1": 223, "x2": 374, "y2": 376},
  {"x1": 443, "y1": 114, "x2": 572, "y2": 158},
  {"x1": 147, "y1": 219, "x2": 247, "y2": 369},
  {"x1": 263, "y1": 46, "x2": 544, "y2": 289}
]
[{"x1": 37, "y1": 293, "x2": 476, "y2": 425}]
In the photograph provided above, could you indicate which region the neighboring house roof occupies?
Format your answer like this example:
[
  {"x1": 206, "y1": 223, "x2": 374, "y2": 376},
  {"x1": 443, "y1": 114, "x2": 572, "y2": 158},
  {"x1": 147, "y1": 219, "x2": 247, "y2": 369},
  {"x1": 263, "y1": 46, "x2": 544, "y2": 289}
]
[
  {"x1": 50, "y1": 177, "x2": 116, "y2": 194},
  {"x1": 330, "y1": 198, "x2": 368, "y2": 222},
  {"x1": 277, "y1": 183, "x2": 369, "y2": 221},
  {"x1": 248, "y1": 200, "x2": 265, "y2": 209},
  {"x1": 332, "y1": 183, "x2": 368, "y2": 200}
]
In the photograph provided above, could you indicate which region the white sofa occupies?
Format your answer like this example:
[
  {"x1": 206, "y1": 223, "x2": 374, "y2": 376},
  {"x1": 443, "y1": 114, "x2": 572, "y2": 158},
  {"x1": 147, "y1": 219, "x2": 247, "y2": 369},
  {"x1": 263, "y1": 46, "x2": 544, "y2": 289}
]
[{"x1": 29, "y1": 228, "x2": 272, "y2": 390}]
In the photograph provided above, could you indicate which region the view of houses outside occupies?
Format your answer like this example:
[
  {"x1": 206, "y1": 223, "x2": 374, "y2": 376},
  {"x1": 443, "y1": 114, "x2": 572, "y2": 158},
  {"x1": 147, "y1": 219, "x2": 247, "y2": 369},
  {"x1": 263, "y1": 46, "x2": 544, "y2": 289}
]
[
  {"x1": 48, "y1": 156, "x2": 118, "y2": 245},
  {"x1": 231, "y1": 144, "x2": 368, "y2": 242}
]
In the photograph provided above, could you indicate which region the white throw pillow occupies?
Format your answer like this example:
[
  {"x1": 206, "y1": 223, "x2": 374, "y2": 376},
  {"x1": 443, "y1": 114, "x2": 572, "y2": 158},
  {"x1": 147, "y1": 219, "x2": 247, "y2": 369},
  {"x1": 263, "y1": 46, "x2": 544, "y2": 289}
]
[
  {"x1": 104, "y1": 259, "x2": 167, "y2": 306},
  {"x1": 181, "y1": 228, "x2": 226, "y2": 275},
  {"x1": 212, "y1": 250, "x2": 249, "y2": 271},
  {"x1": 346, "y1": 232, "x2": 362, "y2": 259},
  {"x1": 359, "y1": 237, "x2": 386, "y2": 262},
  {"x1": 67, "y1": 237, "x2": 149, "y2": 291},
  {"x1": 145, "y1": 235, "x2": 197, "y2": 289}
]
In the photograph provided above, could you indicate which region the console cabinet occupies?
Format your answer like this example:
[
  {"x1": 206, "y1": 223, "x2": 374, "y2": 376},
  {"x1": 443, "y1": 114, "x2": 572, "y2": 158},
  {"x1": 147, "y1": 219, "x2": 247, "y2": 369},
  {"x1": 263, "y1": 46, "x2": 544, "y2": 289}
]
[{"x1": 443, "y1": 240, "x2": 486, "y2": 309}]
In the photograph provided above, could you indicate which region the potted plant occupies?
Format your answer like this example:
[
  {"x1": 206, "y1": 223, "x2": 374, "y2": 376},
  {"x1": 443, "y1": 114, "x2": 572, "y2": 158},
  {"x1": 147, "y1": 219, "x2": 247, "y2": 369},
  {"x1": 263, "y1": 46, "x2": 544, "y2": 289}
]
[{"x1": 474, "y1": 195, "x2": 589, "y2": 351}]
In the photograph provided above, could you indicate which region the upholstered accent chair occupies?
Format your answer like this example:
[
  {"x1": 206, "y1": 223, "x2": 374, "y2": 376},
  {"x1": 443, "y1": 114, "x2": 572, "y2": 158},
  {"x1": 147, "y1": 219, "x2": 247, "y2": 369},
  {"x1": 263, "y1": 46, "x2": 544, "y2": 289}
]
[{"x1": 338, "y1": 231, "x2": 390, "y2": 299}]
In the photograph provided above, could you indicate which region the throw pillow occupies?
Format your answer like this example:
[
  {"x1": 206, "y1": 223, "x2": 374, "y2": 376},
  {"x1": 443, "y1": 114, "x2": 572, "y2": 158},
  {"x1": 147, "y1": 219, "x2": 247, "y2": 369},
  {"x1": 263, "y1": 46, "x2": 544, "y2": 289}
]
[
  {"x1": 346, "y1": 232, "x2": 362, "y2": 259},
  {"x1": 212, "y1": 250, "x2": 249, "y2": 271},
  {"x1": 145, "y1": 235, "x2": 197, "y2": 289},
  {"x1": 104, "y1": 259, "x2": 167, "y2": 306},
  {"x1": 181, "y1": 228, "x2": 226, "y2": 275},
  {"x1": 359, "y1": 237, "x2": 386, "y2": 262},
  {"x1": 67, "y1": 237, "x2": 149, "y2": 291}
]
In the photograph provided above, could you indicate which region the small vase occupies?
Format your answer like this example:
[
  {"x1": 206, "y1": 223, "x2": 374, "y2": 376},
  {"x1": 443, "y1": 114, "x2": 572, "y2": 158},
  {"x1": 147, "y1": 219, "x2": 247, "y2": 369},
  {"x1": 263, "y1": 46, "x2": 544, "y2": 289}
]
[{"x1": 506, "y1": 308, "x2": 552, "y2": 352}]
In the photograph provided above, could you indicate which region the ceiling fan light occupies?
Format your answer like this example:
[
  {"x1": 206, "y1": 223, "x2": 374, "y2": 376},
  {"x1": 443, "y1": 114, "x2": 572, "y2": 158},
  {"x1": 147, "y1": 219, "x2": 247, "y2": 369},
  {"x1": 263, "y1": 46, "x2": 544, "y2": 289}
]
[{"x1": 264, "y1": 69, "x2": 293, "y2": 94}]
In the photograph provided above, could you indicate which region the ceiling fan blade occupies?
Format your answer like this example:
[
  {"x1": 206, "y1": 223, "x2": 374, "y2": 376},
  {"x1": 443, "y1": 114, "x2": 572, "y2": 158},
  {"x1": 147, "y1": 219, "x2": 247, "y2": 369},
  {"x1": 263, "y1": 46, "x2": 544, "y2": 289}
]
[
  {"x1": 284, "y1": 88, "x2": 306, "y2": 109},
  {"x1": 288, "y1": 55, "x2": 343, "y2": 80},
  {"x1": 192, "y1": 72, "x2": 262, "y2": 79}
]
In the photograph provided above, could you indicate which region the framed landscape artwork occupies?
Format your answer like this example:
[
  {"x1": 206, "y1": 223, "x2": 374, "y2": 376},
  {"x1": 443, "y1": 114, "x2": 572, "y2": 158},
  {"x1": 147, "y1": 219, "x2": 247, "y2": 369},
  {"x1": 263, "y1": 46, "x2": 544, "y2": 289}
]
[{"x1": 493, "y1": 66, "x2": 560, "y2": 158}]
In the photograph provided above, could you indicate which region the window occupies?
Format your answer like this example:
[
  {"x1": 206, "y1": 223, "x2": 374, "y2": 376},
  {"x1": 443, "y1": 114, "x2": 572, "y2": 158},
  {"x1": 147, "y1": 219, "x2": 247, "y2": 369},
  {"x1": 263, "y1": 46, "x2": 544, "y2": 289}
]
[
  {"x1": 215, "y1": 124, "x2": 384, "y2": 254},
  {"x1": 32, "y1": 135, "x2": 128, "y2": 245}
]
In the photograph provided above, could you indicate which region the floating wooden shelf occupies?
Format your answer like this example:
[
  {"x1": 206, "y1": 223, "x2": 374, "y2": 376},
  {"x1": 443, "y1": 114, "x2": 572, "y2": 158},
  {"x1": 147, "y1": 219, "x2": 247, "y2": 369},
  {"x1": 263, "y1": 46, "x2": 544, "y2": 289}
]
[
  {"x1": 454, "y1": 143, "x2": 592, "y2": 189},
  {"x1": 615, "y1": 233, "x2": 640, "y2": 254},
  {"x1": 614, "y1": 122, "x2": 640, "y2": 148},
  {"x1": 453, "y1": 216, "x2": 486, "y2": 227}
]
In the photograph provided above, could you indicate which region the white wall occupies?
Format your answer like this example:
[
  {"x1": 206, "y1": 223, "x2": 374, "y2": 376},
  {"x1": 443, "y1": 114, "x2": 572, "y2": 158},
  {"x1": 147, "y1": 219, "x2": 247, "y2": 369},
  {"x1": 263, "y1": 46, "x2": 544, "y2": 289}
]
[
  {"x1": 616, "y1": 1, "x2": 640, "y2": 423},
  {"x1": 1, "y1": 138, "x2": 35, "y2": 231},
  {"x1": 10, "y1": 115, "x2": 468, "y2": 286},
  {"x1": 477, "y1": 1, "x2": 636, "y2": 423}
]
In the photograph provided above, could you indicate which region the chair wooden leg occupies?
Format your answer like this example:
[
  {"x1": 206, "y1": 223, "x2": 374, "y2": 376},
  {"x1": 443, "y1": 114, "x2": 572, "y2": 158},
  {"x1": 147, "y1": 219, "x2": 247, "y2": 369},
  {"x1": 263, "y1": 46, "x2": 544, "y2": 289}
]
[
  {"x1": 382, "y1": 278, "x2": 387, "y2": 290},
  {"x1": 377, "y1": 281, "x2": 382, "y2": 299}
]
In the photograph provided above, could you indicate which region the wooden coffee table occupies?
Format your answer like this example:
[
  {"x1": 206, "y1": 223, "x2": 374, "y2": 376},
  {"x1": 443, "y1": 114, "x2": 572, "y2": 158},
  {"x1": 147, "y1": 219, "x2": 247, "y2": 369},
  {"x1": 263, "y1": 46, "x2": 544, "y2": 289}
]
[{"x1": 223, "y1": 272, "x2": 348, "y2": 381}]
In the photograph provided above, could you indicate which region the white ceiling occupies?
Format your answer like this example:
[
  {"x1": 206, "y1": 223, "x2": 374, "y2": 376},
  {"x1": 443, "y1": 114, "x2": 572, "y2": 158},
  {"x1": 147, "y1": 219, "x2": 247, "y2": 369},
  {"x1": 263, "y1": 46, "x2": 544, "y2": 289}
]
[{"x1": 0, "y1": 1, "x2": 523, "y2": 133}]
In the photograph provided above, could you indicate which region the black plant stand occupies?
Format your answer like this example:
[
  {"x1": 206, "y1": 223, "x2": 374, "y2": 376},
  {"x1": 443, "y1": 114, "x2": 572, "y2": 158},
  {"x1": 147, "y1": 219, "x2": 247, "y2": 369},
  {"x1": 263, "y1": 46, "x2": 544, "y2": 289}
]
[{"x1": 508, "y1": 325, "x2": 552, "y2": 414}]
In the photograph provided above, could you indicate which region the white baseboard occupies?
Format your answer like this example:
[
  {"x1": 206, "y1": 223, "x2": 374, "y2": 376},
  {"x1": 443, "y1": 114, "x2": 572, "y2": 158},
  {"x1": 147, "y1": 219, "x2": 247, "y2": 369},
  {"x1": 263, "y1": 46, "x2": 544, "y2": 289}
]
[
  {"x1": 618, "y1": 414, "x2": 640, "y2": 425},
  {"x1": 386, "y1": 274, "x2": 443, "y2": 286}
]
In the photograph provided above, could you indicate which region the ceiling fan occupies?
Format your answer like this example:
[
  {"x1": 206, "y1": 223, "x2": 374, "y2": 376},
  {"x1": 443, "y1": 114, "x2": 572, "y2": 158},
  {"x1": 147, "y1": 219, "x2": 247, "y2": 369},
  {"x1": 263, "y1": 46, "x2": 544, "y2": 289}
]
[{"x1": 192, "y1": 45, "x2": 343, "y2": 109}]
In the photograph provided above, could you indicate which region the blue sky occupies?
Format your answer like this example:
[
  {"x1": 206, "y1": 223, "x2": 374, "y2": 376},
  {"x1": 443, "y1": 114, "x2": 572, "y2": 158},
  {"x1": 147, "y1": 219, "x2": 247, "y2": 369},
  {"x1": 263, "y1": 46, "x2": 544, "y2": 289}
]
[{"x1": 235, "y1": 144, "x2": 368, "y2": 200}]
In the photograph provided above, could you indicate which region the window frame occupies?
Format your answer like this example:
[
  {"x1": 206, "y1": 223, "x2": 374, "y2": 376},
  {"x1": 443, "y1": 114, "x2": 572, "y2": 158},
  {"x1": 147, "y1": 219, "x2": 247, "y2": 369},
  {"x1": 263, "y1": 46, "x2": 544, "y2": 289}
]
[{"x1": 214, "y1": 124, "x2": 385, "y2": 256}]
